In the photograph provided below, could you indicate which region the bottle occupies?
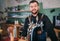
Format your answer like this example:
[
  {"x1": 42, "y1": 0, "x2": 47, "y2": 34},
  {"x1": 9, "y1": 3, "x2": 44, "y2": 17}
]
[
  {"x1": 13, "y1": 20, "x2": 18, "y2": 38},
  {"x1": 15, "y1": 20, "x2": 18, "y2": 25}
]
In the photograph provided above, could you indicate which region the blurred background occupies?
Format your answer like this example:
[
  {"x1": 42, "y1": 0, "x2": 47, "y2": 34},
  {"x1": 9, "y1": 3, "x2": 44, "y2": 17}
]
[{"x1": 0, "y1": 0, "x2": 60, "y2": 41}]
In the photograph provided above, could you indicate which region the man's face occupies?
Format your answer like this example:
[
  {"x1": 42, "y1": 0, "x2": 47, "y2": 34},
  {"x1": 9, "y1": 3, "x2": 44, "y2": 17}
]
[{"x1": 29, "y1": 2, "x2": 39, "y2": 14}]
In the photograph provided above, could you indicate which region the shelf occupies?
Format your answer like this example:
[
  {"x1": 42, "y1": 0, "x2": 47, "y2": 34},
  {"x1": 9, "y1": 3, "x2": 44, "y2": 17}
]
[
  {"x1": 7, "y1": 16, "x2": 27, "y2": 18},
  {"x1": 8, "y1": 10, "x2": 30, "y2": 12},
  {"x1": 0, "y1": 20, "x2": 6, "y2": 24}
]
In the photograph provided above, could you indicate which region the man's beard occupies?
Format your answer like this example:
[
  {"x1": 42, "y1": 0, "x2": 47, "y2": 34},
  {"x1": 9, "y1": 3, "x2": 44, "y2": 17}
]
[{"x1": 31, "y1": 10, "x2": 38, "y2": 14}]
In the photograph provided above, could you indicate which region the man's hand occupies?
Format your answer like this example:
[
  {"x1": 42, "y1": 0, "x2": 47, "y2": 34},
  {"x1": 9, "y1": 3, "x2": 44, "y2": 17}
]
[
  {"x1": 21, "y1": 36, "x2": 25, "y2": 40},
  {"x1": 19, "y1": 36, "x2": 26, "y2": 41}
]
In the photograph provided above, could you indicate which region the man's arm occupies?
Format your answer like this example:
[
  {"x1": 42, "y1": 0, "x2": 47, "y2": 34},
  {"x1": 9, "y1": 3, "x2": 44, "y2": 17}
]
[
  {"x1": 43, "y1": 15, "x2": 58, "y2": 41},
  {"x1": 21, "y1": 17, "x2": 29, "y2": 38},
  {"x1": 43, "y1": 15, "x2": 53, "y2": 31}
]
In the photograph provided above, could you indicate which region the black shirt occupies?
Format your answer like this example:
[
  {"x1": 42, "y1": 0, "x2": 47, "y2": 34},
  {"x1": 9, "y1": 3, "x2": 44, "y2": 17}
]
[{"x1": 22, "y1": 13, "x2": 53, "y2": 37}]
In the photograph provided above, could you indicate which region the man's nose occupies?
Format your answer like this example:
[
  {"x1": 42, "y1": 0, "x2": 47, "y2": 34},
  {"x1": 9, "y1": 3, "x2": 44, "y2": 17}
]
[{"x1": 32, "y1": 7, "x2": 36, "y2": 10}]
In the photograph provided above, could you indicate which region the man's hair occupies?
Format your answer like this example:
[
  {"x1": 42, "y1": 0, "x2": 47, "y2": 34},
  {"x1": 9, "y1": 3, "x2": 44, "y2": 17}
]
[{"x1": 29, "y1": 0, "x2": 39, "y2": 5}]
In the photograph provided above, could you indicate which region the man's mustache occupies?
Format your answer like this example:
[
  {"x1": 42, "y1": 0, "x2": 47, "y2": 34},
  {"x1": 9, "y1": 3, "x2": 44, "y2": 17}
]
[{"x1": 32, "y1": 9, "x2": 36, "y2": 11}]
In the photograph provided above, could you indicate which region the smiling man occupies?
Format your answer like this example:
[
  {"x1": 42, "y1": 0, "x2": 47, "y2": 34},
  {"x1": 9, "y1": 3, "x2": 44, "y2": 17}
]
[{"x1": 21, "y1": 0, "x2": 58, "y2": 41}]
